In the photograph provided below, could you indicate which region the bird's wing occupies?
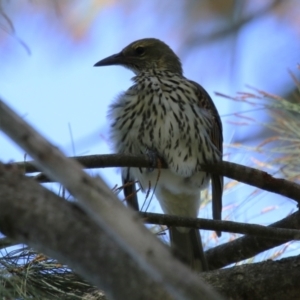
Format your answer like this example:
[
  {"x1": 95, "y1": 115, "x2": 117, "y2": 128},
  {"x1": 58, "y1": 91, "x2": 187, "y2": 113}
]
[{"x1": 188, "y1": 80, "x2": 223, "y2": 232}]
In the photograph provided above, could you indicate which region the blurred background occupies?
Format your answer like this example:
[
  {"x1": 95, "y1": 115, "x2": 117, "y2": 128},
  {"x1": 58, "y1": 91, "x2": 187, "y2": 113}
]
[{"x1": 0, "y1": 0, "x2": 300, "y2": 261}]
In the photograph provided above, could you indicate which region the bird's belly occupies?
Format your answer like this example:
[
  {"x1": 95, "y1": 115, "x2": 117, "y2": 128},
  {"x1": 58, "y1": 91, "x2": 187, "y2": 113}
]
[
  {"x1": 130, "y1": 167, "x2": 209, "y2": 218},
  {"x1": 131, "y1": 168, "x2": 209, "y2": 194}
]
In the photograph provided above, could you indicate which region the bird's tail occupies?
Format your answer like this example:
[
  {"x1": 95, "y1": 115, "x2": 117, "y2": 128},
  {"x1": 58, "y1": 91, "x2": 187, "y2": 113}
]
[
  {"x1": 169, "y1": 227, "x2": 208, "y2": 272},
  {"x1": 122, "y1": 167, "x2": 139, "y2": 211},
  {"x1": 212, "y1": 174, "x2": 223, "y2": 237}
]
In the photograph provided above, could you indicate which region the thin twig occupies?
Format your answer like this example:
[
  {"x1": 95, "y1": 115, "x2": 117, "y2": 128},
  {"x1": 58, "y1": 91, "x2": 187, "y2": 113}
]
[{"x1": 141, "y1": 212, "x2": 300, "y2": 240}]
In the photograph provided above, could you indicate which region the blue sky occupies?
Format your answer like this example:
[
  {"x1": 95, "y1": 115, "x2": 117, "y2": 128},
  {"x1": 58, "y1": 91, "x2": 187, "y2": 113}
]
[{"x1": 0, "y1": 1, "x2": 299, "y2": 258}]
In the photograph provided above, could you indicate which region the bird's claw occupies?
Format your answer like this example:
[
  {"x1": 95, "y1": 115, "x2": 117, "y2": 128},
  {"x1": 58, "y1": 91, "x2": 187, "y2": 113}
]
[{"x1": 146, "y1": 148, "x2": 160, "y2": 172}]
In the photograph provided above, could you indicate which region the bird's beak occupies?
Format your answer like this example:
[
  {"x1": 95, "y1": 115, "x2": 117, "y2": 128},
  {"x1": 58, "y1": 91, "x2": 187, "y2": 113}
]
[{"x1": 94, "y1": 52, "x2": 124, "y2": 67}]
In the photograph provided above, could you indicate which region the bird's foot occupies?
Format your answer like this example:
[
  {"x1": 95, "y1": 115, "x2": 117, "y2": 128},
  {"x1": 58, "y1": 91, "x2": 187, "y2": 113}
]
[{"x1": 145, "y1": 148, "x2": 161, "y2": 172}]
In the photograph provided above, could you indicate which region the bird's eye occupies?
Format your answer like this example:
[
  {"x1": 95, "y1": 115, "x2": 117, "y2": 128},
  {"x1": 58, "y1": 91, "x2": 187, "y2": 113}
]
[{"x1": 135, "y1": 46, "x2": 145, "y2": 55}]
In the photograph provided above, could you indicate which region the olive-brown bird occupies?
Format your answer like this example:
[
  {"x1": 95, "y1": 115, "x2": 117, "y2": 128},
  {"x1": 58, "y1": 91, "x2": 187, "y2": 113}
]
[{"x1": 94, "y1": 38, "x2": 223, "y2": 272}]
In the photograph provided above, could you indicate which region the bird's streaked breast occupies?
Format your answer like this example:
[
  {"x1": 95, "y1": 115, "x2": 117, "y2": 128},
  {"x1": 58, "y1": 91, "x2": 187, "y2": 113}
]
[{"x1": 109, "y1": 71, "x2": 219, "y2": 174}]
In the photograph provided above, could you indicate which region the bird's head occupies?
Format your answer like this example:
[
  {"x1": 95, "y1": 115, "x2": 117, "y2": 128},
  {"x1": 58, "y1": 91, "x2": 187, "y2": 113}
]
[{"x1": 94, "y1": 38, "x2": 183, "y2": 75}]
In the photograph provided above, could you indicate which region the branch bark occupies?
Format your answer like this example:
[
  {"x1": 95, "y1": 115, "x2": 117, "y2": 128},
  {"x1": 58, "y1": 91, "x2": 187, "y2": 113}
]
[{"x1": 204, "y1": 255, "x2": 300, "y2": 300}]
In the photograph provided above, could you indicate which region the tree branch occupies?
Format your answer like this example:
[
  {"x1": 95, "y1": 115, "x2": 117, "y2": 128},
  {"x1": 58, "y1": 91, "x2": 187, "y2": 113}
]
[
  {"x1": 206, "y1": 210, "x2": 300, "y2": 270},
  {"x1": 204, "y1": 255, "x2": 300, "y2": 300},
  {"x1": 141, "y1": 212, "x2": 300, "y2": 241},
  {"x1": 17, "y1": 154, "x2": 300, "y2": 206},
  {"x1": 0, "y1": 99, "x2": 223, "y2": 300}
]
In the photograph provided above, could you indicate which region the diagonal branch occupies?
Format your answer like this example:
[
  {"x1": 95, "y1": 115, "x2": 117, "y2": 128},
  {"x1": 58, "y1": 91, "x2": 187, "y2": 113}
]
[
  {"x1": 0, "y1": 99, "x2": 223, "y2": 300},
  {"x1": 0, "y1": 163, "x2": 181, "y2": 299}
]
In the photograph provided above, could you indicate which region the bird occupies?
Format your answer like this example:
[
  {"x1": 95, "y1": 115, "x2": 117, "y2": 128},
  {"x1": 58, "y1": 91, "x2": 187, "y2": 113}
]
[{"x1": 94, "y1": 38, "x2": 223, "y2": 272}]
